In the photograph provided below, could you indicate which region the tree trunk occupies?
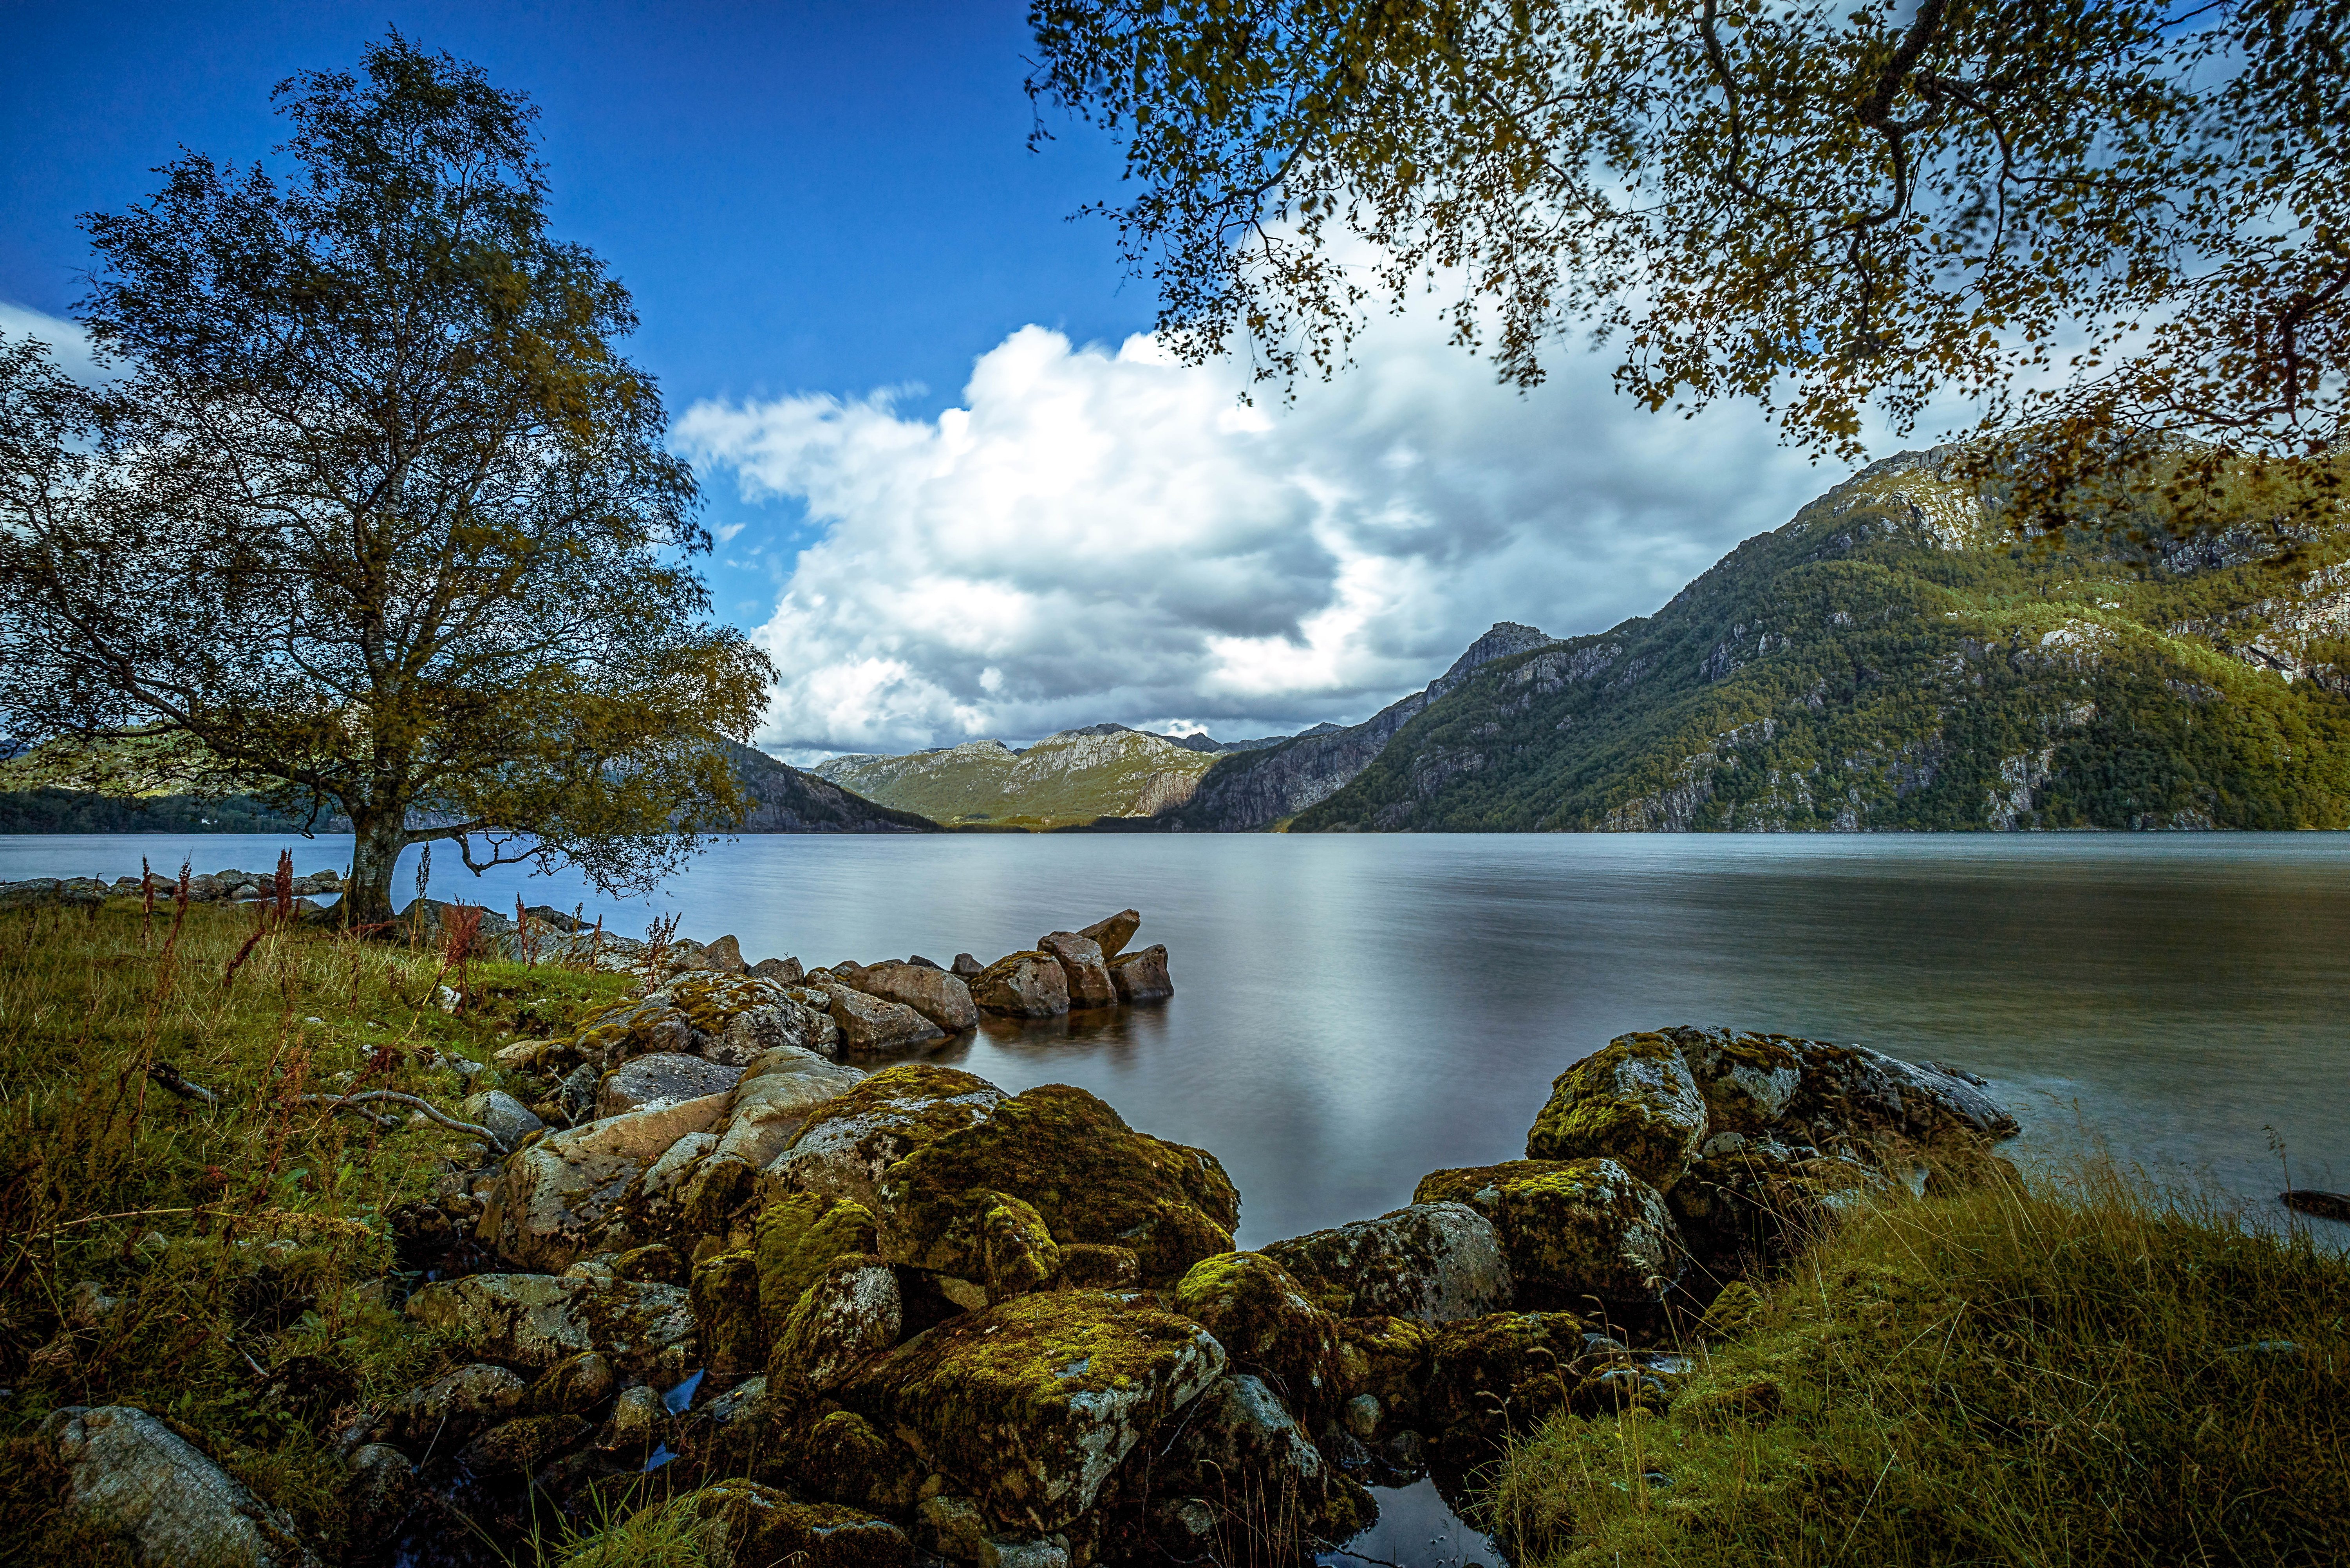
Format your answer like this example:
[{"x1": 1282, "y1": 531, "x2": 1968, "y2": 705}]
[{"x1": 343, "y1": 807, "x2": 408, "y2": 929}]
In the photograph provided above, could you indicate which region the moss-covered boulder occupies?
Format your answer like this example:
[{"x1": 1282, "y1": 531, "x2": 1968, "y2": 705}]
[
  {"x1": 885, "y1": 1188, "x2": 1063, "y2": 1304},
  {"x1": 756, "y1": 1192, "x2": 882, "y2": 1323},
  {"x1": 877, "y1": 1084, "x2": 1239, "y2": 1286},
  {"x1": 402, "y1": 1273, "x2": 694, "y2": 1379},
  {"x1": 1260, "y1": 1201, "x2": 1511, "y2": 1323},
  {"x1": 1172, "y1": 1251, "x2": 1345, "y2": 1424},
  {"x1": 1333, "y1": 1314, "x2": 1435, "y2": 1431},
  {"x1": 1056, "y1": 1243, "x2": 1141, "y2": 1290},
  {"x1": 374, "y1": 1362, "x2": 527, "y2": 1448},
  {"x1": 770, "y1": 1254, "x2": 904, "y2": 1391},
  {"x1": 838, "y1": 1289, "x2": 1226, "y2": 1532},
  {"x1": 968, "y1": 952, "x2": 1070, "y2": 1018},
  {"x1": 1524, "y1": 1031, "x2": 1710, "y2": 1187},
  {"x1": 1420, "y1": 1310, "x2": 1585, "y2": 1442},
  {"x1": 452, "y1": 1412, "x2": 593, "y2": 1478},
  {"x1": 1667, "y1": 1145, "x2": 1887, "y2": 1266},
  {"x1": 797, "y1": 1409, "x2": 924, "y2": 1514},
  {"x1": 692, "y1": 1250, "x2": 766, "y2": 1375},
  {"x1": 1415, "y1": 1158, "x2": 1682, "y2": 1309},
  {"x1": 569, "y1": 1482, "x2": 912, "y2": 1568},
  {"x1": 768, "y1": 1064, "x2": 1007, "y2": 1213},
  {"x1": 525, "y1": 1352, "x2": 619, "y2": 1415},
  {"x1": 1159, "y1": 1374, "x2": 1372, "y2": 1550}
]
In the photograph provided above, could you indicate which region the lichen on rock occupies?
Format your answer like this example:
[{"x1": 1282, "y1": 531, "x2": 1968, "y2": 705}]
[
  {"x1": 768, "y1": 1064, "x2": 1007, "y2": 1214},
  {"x1": 1261, "y1": 1201, "x2": 1511, "y2": 1323},
  {"x1": 1524, "y1": 1031, "x2": 1711, "y2": 1187},
  {"x1": 1415, "y1": 1157, "x2": 1683, "y2": 1308},
  {"x1": 1172, "y1": 1251, "x2": 1345, "y2": 1424},
  {"x1": 769, "y1": 1253, "x2": 904, "y2": 1390}
]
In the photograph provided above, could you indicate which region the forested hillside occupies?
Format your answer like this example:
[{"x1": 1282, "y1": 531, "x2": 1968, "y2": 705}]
[
  {"x1": 1296, "y1": 450, "x2": 2350, "y2": 832},
  {"x1": 815, "y1": 726, "x2": 1216, "y2": 828}
]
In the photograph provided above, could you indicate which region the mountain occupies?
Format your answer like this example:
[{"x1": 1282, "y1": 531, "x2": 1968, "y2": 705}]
[
  {"x1": 1292, "y1": 448, "x2": 2350, "y2": 832},
  {"x1": 812, "y1": 726, "x2": 1219, "y2": 828},
  {"x1": 724, "y1": 742, "x2": 939, "y2": 833},
  {"x1": 1148, "y1": 623, "x2": 1566, "y2": 831}
]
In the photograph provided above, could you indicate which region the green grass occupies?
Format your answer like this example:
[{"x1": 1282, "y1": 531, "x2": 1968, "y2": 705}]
[
  {"x1": 1487, "y1": 1160, "x2": 2350, "y2": 1567},
  {"x1": 0, "y1": 899, "x2": 636, "y2": 1563}
]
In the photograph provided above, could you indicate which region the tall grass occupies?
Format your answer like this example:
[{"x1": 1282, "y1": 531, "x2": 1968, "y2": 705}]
[
  {"x1": 0, "y1": 899, "x2": 633, "y2": 1563},
  {"x1": 1490, "y1": 1159, "x2": 2350, "y2": 1567}
]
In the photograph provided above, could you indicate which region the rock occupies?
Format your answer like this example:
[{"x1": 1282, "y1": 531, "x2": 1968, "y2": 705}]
[
  {"x1": 573, "y1": 1482, "x2": 911, "y2": 1568},
  {"x1": 603, "y1": 1384, "x2": 667, "y2": 1448},
  {"x1": 1055, "y1": 1243, "x2": 1141, "y2": 1290},
  {"x1": 1667, "y1": 1143, "x2": 1887, "y2": 1265},
  {"x1": 38, "y1": 1405, "x2": 322, "y2": 1567},
  {"x1": 1332, "y1": 1315, "x2": 1434, "y2": 1428},
  {"x1": 1172, "y1": 1252, "x2": 1345, "y2": 1423},
  {"x1": 596, "y1": 1053, "x2": 745, "y2": 1117},
  {"x1": 614, "y1": 1244, "x2": 687, "y2": 1285},
  {"x1": 877, "y1": 1082, "x2": 1239, "y2": 1286},
  {"x1": 1037, "y1": 932, "x2": 1116, "y2": 1009},
  {"x1": 1106, "y1": 945, "x2": 1172, "y2": 1003},
  {"x1": 526, "y1": 1352, "x2": 620, "y2": 1414},
  {"x1": 819, "y1": 982, "x2": 949, "y2": 1054},
  {"x1": 752, "y1": 956, "x2": 806, "y2": 984},
  {"x1": 757, "y1": 1192, "x2": 885, "y2": 1323},
  {"x1": 799, "y1": 1408, "x2": 924, "y2": 1513},
  {"x1": 454, "y1": 1412, "x2": 593, "y2": 1477},
  {"x1": 2283, "y1": 1189, "x2": 2350, "y2": 1223},
  {"x1": 568, "y1": 973, "x2": 828, "y2": 1070},
  {"x1": 1161, "y1": 1374, "x2": 1368, "y2": 1548},
  {"x1": 968, "y1": 952, "x2": 1069, "y2": 1018},
  {"x1": 881, "y1": 1187, "x2": 1061, "y2": 1304},
  {"x1": 1419, "y1": 1311, "x2": 1587, "y2": 1442},
  {"x1": 376, "y1": 1362, "x2": 527, "y2": 1449},
  {"x1": 950, "y1": 953, "x2": 982, "y2": 978},
  {"x1": 850, "y1": 960, "x2": 979, "y2": 1032},
  {"x1": 402, "y1": 1273, "x2": 694, "y2": 1377},
  {"x1": 715, "y1": 1046, "x2": 867, "y2": 1171},
  {"x1": 343, "y1": 1443, "x2": 414, "y2": 1541},
  {"x1": 839, "y1": 1290, "x2": 1226, "y2": 1533},
  {"x1": 705, "y1": 934, "x2": 747, "y2": 972},
  {"x1": 768, "y1": 1064, "x2": 1007, "y2": 1214},
  {"x1": 1262, "y1": 1202, "x2": 1512, "y2": 1323},
  {"x1": 477, "y1": 1093, "x2": 732, "y2": 1270},
  {"x1": 1525, "y1": 1031, "x2": 1711, "y2": 1187},
  {"x1": 692, "y1": 1250, "x2": 767, "y2": 1375},
  {"x1": 492, "y1": 1040, "x2": 546, "y2": 1069},
  {"x1": 1414, "y1": 1159, "x2": 1682, "y2": 1308},
  {"x1": 770, "y1": 1254, "x2": 904, "y2": 1390},
  {"x1": 1074, "y1": 909, "x2": 1141, "y2": 961}
]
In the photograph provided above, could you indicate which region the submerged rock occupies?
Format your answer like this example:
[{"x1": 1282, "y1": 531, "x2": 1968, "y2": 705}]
[
  {"x1": 1106, "y1": 945, "x2": 1172, "y2": 1004},
  {"x1": 39, "y1": 1405, "x2": 322, "y2": 1567},
  {"x1": 1262, "y1": 1201, "x2": 1511, "y2": 1323}
]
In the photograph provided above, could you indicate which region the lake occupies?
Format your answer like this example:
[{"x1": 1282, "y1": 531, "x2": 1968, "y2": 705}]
[{"x1": 8, "y1": 830, "x2": 2346, "y2": 1243}]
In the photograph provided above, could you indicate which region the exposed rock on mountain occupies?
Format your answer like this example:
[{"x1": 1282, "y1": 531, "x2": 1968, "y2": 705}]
[
  {"x1": 814, "y1": 727, "x2": 1217, "y2": 829},
  {"x1": 723, "y1": 743, "x2": 938, "y2": 834}
]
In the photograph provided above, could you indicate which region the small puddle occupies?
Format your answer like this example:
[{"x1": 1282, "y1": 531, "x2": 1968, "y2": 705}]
[{"x1": 1320, "y1": 1477, "x2": 1503, "y2": 1568}]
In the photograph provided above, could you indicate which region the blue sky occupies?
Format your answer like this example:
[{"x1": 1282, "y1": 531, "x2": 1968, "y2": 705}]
[{"x1": 3, "y1": 2, "x2": 1841, "y2": 755}]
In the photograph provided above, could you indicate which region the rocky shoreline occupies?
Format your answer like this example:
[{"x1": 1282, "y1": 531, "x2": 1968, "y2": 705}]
[{"x1": 29, "y1": 887, "x2": 2033, "y2": 1568}]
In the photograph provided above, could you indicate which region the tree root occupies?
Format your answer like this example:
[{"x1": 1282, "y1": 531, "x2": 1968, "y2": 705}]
[{"x1": 146, "y1": 1063, "x2": 511, "y2": 1154}]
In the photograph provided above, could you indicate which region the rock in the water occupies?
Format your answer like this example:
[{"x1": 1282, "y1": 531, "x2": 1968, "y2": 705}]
[
  {"x1": 1106, "y1": 945, "x2": 1171, "y2": 1003},
  {"x1": 38, "y1": 1405, "x2": 322, "y2": 1567},
  {"x1": 402, "y1": 1273, "x2": 694, "y2": 1377},
  {"x1": 2283, "y1": 1189, "x2": 2350, "y2": 1223},
  {"x1": 819, "y1": 981, "x2": 949, "y2": 1053},
  {"x1": 1262, "y1": 1202, "x2": 1512, "y2": 1323},
  {"x1": 968, "y1": 952, "x2": 1069, "y2": 1018},
  {"x1": 1172, "y1": 1252, "x2": 1345, "y2": 1423},
  {"x1": 850, "y1": 960, "x2": 979, "y2": 1032},
  {"x1": 458, "y1": 1089, "x2": 545, "y2": 1149},
  {"x1": 771, "y1": 1254, "x2": 905, "y2": 1390},
  {"x1": 839, "y1": 1290, "x2": 1226, "y2": 1533},
  {"x1": 767, "y1": 1064, "x2": 1007, "y2": 1214},
  {"x1": 877, "y1": 1082, "x2": 1238, "y2": 1286},
  {"x1": 597, "y1": 1053, "x2": 745, "y2": 1117},
  {"x1": 1414, "y1": 1158, "x2": 1682, "y2": 1307},
  {"x1": 1037, "y1": 932, "x2": 1116, "y2": 1009},
  {"x1": 1075, "y1": 909, "x2": 1141, "y2": 961},
  {"x1": 478, "y1": 1093, "x2": 732, "y2": 1270},
  {"x1": 1525, "y1": 1031, "x2": 1711, "y2": 1187}
]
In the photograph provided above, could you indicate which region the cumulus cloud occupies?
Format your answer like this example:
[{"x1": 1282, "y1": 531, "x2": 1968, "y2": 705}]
[{"x1": 676, "y1": 311, "x2": 1844, "y2": 756}]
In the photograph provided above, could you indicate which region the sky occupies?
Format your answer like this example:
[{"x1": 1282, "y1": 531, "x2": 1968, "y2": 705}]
[{"x1": 2, "y1": 0, "x2": 1855, "y2": 757}]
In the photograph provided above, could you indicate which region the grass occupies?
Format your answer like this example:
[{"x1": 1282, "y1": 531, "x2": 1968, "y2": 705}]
[
  {"x1": 1487, "y1": 1159, "x2": 2350, "y2": 1567},
  {"x1": 0, "y1": 896, "x2": 636, "y2": 1563}
]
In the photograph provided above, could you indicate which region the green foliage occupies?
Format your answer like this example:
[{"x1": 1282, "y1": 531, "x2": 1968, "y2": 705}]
[
  {"x1": 1296, "y1": 452, "x2": 2350, "y2": 832},
  {"x1": 1488, "y1": 1161, "x2": 2350, "y2": 1566},
  {"x1": 815, "y1": 730, "x2": 1215, "y2": 829}
]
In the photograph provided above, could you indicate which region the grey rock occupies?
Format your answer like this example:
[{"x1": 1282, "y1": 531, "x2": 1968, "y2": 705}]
[
  {"x1": 459, "y1": 1090, "x2": 545, "y2": 1148},
  {"x1": 1074, "y1": 909, "x2": 1141, "y2": 961},
  {"x1": 817, "y1": 981, "x2": 947, "y2": 1054},
  {"x1": 848, "y1": 961, "x2": 978, "y2": 1033},
  {"x1": 597, "y1": 1053, "x2": 745, "y2": 1117},
  {"x1": 1263, "y1": 1201, "x2": 1512, "y2": 1323},
  {"x1": 1108, "y1": 945, "x2": 1172, "y2": 1004},
  {"x1": 39, "y1": 1404, "x2": 322, "y2": 1567},
  {"x1": 1038, "y1": 932, "x2": 1116, "y2": 1009},
  {"x1": 403, "y1": 1273, "x2": 696, "y2": 1378}
]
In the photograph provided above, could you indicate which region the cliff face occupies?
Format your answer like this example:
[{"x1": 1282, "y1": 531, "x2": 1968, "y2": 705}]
[
  {"x1": 1292, "y1": 449, "x2": 2350, "y2": 832},
  {"x1": 725, "y1": 743, "x2": 938, "y2": 833}
]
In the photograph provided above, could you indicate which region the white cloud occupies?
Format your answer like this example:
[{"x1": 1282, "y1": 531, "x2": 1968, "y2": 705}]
[
  {"x1": 676, "y1": 311, "x2": 1845, "y2": 755},
  {"x1": 0, "y1": 300, "x2": 111, "y2": 386}
]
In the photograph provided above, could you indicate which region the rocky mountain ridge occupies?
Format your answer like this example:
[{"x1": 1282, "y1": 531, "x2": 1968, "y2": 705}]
[{"x1": 813, "y1": 727, "x2": 1220, "y2": 829}]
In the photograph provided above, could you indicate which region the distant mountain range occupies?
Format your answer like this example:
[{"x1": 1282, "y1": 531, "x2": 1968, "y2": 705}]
[{"x1": 812, "y1": 726, "x2": 1228, "y2": 829}]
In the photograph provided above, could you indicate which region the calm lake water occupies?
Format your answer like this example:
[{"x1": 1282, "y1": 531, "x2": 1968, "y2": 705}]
[{"x1": 9, "y1": 831, "x2": 2346, "y2": 1243}]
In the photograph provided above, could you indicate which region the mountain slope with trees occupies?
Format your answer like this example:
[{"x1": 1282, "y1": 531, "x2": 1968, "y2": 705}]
[
  {"x1": 815, "y1": 726, "x2": 1218, "y2": 829},
  {"x1": 1294, "y1": 450, "x2": 2350, "y2": 832}
]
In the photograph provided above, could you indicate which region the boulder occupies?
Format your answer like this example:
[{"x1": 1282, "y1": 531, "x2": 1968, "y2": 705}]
[
  {"x1": 1525, "y1": 1031, "x2": 1711, "y2": 1187},
  {"x1": 1419, "y1": 1311, "x2": 1587, "y2": 1442},
  {"x1": 343, "y1": 1443, "x2": 414, "y2": 1542},
  {"x1": 1037, "y1": 932, "x2": 1115, "y2": 1009},
  {"x1": 819, "y1": 982, "x2": 949, "y2": 1054},
  {"x1": 526, "y1": 1352, "x2": 620, "y2": 1415},
  {"x1": 478, "y1": 1093, "x2": 732, "y2": 1270},
  {"x1": 757, "y1": 1192, "x2": 885, "y2": 1322},
  {"x1": 712, "y1": 1046, "x2": 866, "y2": 1169},
  {"x1": 968, "y1": 952, "x2": 1069, "y2": 1018},
  {"x1": 851, "y1": 960, "x2": 980, "y2": 1032},
  {"x1": 38, "y1": 1405, "x2": 322, "y2": 1568},
  {"x1": 1262, "y1": 1202, "x2": 1512, "y2": 1323},
  {"x1": 1106, "y1": 946, "x2": 1171, "y2": 1004},
  {"x1": 569, "y1": 1482, "x2": 911, "y2": 1568},
  {"x1": 950, "y1": 954, "x2": 982, "y2": 978},
  {"x1": 402, "y1": 1273, "x2": 694, "y2": 1378},
  {"x1": 691, "y1": 1250, "x2": 766, "y2": 1375},
  {"x1": 1074, "y1": 909, "x2": 1141, "y2": 961},
  {"x1": 568, "y1": 973, "x2": 831, "y2": 1069},
  {"x1": 770, "y1": 1254, "x2": 905, "y2": 1390},
  {"x1": 1159, "y1": 1375, "x2": 1369, "y2": 1549},
  {"x1": 877, "y1": 1083, "x2": 1238, "y2": 1286},
  {"x1": 767, "y1": 1064, "x2": 1007, "y2": 1214},
  {"x1": 839, "y1": 1290, "x2": 1226, "y2": 1533},
  {"x1": 1666, "y1": 1142, "x2": 1889, "y2": 1265},
  {"x1": 597, "y1": 1053, "x2": 745, "y2": 1117},
  {"x1": 798, "y1": 1408, "x2": 924, "y2": 1514},
  {"x1": 1172, "y1": 1252, "x2": 1345, "y2": 1423},
  {"x1": 454, "y1": 1413, "x2": 593, "y2": 1478},
  {"x1": 458, "y1": 1089, "x2": 545, "y2": 1149},
  {"x1": 1414, "y1": 1159, "x2": 1682, "y2": 1308},
  {"x1": 374, "y1": 1362, "x2": 527, "y2": 1449},
  {"x1": 752, "y1": 956, "x2": 807, "y2": 985},
  {"x1": 705, "y1": 934, "x2": 747, "y2": 973},
  {"x1": 2283, "y1": 1189, "x2": 2350, "y2": 1223},
  {"x1": 1332, "y1": 1315, "x2": 1435, "y2": 1430}
]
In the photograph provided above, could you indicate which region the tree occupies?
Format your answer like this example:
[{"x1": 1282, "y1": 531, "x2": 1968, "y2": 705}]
[
  {"x1": 1026, "y1": 0, "x2": 2347, "y2": 517},
  {"x1": 0, "y1": 35, "x2": 774, "y2": 926}
]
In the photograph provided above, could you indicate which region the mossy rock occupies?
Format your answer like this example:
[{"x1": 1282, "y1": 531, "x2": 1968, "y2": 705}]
[
  {"x1": 1259, "y1": 1201, "x2": 1511, "y2": 1323},
  {"x1": 574, "y1": 1481, "x2": 912, "y2": 1568},
  {"x1": 1334, "y1": 1314, "x2": 1435, "y2": 1426},
  {"x1": 838, "y1": 1288, "x2": 1226, "y2": 1532},
  {"x1": 1056, "y1": 1243, "x2": 1141, "y2": 1290},
  {"x1": 795, "y1": 1408, "x2": 923, "y2": 1514},
  {"x1": 1421, "y1": 1310, "x2": 1585, "y2": 1443},
  {"x1": 1412, "y1": 1160, "x2": 1581, "y2": 1208},
  {"x1": 770, "y1": 1064, "x2": 1008, "y2": 1213},
  {"x1": 877, "y1": 1083, "x2": 1238, "y2": 1286},
  {"x1": 1173, "y1": 1251, "x2": 1345, "y2": 1425},
  {"x1": 768, "y1": 1254, "x2": 904, "y2": 1391},
  {"x1": 1524, "y1": 1031, "x2": 1710, "y2": 1187},
  {"x1": 525, "y1": 1352, "x2": 618, "y2": 1416},
  {"x1": 692, "y1": 1249, "x2": 766, "y2": 1376},
  {"x1": 1421, "y1": 1157, "x2": 1683, "y2": 1310},
  {"x1": 453, "y1": 1412, "x2": 593, "y2": 1478},
  {"x1": 1696, "y1": 1279, "x2": 1766, "y2": 1341},
  {"x1": 885, "y1": 1187, "x2": 1062, "y2": 1303},
  {"x1": 1667, "y1": 1148, "x2": 1883, "y2": 1268},
  {"x1": 756, "y1": 1193, "x2": 882, "y2": 1325}
]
